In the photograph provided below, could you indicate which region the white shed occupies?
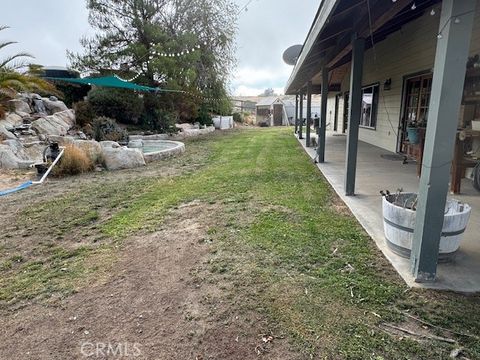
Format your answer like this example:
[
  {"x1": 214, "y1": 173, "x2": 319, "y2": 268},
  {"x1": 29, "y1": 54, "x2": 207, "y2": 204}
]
[{"x1": 255, "y1": 97, "x2": 295, "y2": 126}]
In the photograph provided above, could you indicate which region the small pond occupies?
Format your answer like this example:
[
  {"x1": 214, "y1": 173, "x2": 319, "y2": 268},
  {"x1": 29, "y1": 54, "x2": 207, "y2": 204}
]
[{"x1": 129, "y1": 139, "x2": 185, "y2": 163}]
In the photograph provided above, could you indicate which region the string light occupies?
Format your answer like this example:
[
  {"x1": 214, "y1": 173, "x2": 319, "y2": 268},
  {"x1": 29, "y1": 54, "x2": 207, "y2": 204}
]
[
  {"x1": 436, "y1": 9, "x2": 475, "y2": 40},
  {"x1": 411, "y1": 2, "x2": 416, "y2": 10},
  {"x1": 114, "y1": 73, "x2": 142, "y2": 82},
  {"x1": 430, "y1": 8, "x2": 436, "y2": 16},
  {"x1": 149, "y1": 42, "x2": 211, "y2": 58}
]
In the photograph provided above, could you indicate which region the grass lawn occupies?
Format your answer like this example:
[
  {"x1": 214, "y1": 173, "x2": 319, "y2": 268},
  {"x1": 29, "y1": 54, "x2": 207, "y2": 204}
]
[{"x1": 1, "y1": 128, "x2": 479, "y2": 359}]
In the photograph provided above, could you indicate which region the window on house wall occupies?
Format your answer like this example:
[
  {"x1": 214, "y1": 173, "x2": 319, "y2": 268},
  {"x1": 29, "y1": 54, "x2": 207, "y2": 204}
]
[{"x1": 360, "y1": 84, "x2": 379, "y2": 129}]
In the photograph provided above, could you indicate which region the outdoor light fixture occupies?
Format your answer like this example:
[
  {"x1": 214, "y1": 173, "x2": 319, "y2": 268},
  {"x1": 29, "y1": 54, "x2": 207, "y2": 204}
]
[
  {"x1": 430, "y1": 8, "x2": 436, "y2": 16},
  {"x1": 411, "y1": 2, "x2": 417, "y2": 10},
  {"x1": 384, "y1": 78, "x2": 392, "y2": 91}
]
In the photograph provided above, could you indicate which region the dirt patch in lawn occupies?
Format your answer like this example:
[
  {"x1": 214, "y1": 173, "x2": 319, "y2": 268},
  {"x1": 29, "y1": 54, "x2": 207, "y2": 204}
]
[
  {"x1": 0, "y1": 200, "x2": 299, "y2": 359},
  {"x1": 0, "y1": 169, "x2": 36, "y2": 191}
]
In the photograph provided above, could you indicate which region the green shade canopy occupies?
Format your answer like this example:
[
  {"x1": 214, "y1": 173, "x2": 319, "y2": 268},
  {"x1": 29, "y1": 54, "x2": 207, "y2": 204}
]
[{"x1": 45, "y1": 75, "x2": 160, "y2": 92}]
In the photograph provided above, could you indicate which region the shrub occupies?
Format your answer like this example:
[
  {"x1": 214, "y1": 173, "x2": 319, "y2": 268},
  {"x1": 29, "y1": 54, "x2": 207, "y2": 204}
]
[
  {"x1": 140, "y1": 93, "x2": 177, "y2": 133},
  {"x1": 91, "y1": 116, "x2": 128, "y2": 142},
  {"x1": 87, "y1": 87, "x2": 144, "y2": 124},
  {"x1": 232, "y1": 112, "x2": 244, "y2": 123},
  {"x1": 73, "y1": 101, "x2": 95, "y2": 128},
  {"x1": 195, "y1": 104, "x2": 213, "y2": 126},
  {"x1": 53, "y1": 145, "x2": 94, "y2": 177}
]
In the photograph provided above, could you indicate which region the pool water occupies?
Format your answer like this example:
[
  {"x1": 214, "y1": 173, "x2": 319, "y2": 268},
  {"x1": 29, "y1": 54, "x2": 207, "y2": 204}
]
[{"x1": 142, "y1": 143, "x2": 177, "y2": 153}]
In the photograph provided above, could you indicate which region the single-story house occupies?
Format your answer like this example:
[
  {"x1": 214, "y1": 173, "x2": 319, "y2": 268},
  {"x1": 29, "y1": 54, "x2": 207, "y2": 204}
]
[{"x1": 286, "y1": 0, "x2": 480, "y2": 288}]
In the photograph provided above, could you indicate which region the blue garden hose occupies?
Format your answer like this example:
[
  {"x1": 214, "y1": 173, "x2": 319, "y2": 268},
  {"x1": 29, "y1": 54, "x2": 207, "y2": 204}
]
[{"x1": 0, "y1": 181, "x2": 33, "y2": 197}]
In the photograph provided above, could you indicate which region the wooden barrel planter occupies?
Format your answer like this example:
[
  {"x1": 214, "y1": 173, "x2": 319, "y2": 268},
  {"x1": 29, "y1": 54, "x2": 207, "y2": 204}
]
[{"x1": 382, "y1": 193, "x2": 471, "y2": 261}]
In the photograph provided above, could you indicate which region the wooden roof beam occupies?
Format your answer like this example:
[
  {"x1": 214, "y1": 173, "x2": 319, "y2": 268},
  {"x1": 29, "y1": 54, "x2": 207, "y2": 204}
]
[{"x1": 327, "y1": 0, "x2": 409, "y2": 68}]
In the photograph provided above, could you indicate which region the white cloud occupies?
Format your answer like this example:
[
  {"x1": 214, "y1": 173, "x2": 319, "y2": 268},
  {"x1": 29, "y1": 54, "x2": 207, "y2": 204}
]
[
  {"x1": 1, "y1": 0, "x2": 318, "y2": 95},
  {"x1": 232, "y1": 66, "x2": 291, "y2": 86},
  {"x1": 231, "y1": 65, "x2": 294, "y2": 95},
  {"x1": 233, "y1": 85, "x2": 284, "y2": 97}
]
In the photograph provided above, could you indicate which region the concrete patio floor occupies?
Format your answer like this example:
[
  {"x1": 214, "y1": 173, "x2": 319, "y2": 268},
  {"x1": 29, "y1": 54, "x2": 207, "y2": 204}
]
[{"x1": 297, "y1": 131, "x2": 480, "y2": 292}]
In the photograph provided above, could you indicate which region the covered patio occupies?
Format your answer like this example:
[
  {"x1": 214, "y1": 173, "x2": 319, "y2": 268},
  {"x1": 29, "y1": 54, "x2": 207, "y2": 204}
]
[
  {"x1": 298, "y1": 132, "x2": 480, "y2": 292},
  {"x1": 286, "y1": 0, "x2": 479, "y2": 287}
]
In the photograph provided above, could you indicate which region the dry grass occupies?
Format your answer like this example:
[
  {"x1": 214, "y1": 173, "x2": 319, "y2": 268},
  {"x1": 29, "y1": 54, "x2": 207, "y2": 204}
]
[{"x1": 53, "y1": 144, "x2": 94, "y2": 177}]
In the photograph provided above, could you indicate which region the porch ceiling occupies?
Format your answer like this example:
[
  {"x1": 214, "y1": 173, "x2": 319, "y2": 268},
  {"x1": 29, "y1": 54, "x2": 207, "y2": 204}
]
[{"x1": 285, "y1": 0, "x2": 441, "y2": 95}]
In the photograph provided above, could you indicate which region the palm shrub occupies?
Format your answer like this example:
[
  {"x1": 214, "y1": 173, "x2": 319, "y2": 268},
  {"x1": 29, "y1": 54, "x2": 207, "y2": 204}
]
[{"x1": 0, "y1": 26, "x2": 59, "y2": 117}]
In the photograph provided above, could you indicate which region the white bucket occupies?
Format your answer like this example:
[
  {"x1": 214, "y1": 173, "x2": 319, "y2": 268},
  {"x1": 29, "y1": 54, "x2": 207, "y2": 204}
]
[{"x1": 382, "y1": 193, "x2": 471, "y2": 260}]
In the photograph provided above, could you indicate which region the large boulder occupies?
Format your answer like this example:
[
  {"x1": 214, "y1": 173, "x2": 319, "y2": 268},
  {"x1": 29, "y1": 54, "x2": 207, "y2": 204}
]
[
  {"x1": 31, "y1": 109, "x2": 75, "y2": 136},
  {"x1": 100, "y1": 141, "x2": 121, "y2": 149},
  {"x1": 8, "y1": 99, "x2": 31, "y2": 114},
  {"x1": 0, "y1": 124, "x2": 16, "y2": 140},
  {"x1": 47, "y1": 135, "x2": 75, "y2": 146},
  {"x1": 73, "y1": 140, "x2": 103, "y2": 161},
  {"x1": 4, "y1": 113, "x2": 23, "y2": 127},
  {"x1": 2, "y1": 139, "x2": 42, "y2": 161},
  {"x1": 0, "y1": 143, "x2": 34, "y2": 169},
  {"x1": 102, "y1": 147, "x2": 145, "y2": 170},
  {"x1": 43, "y1": 97, "x2": 68, "y2": 114},
  {"x1": 52, "y1": 109, "x2": 75, "y2": 128},
  {"x1": 176, "y1": 123, "x2": 195, "y2": 131}
]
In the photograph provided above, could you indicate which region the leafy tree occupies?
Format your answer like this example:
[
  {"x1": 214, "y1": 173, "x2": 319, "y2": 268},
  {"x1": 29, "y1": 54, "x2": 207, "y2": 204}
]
[
  {"x1": 259, "y1": 88, "x2": 276, "y2": 97},
  {"x1": 69, "y1": 0, "x2": 237, "y2": 123},
  {"x1": 87, "y1": 87, "x2": 144, "y2": 124}
]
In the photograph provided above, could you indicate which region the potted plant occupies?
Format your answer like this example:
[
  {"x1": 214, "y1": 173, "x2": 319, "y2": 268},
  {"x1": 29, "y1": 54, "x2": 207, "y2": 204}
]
[{"x1": 406, "y1": 120, "x2": 420, "y2": 144}]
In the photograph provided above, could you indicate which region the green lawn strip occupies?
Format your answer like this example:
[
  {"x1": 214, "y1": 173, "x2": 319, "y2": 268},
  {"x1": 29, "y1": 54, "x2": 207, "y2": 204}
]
[
  {"x1": 0, "y1": 134, "x2": 217, "y2": 306},
  {"x1": 0, "y1": 245, "x2": 115, "y2": 307},
  {"x1": 2, "y1": 128, "x2": 479, "y2": 358},
  {"x1": 169, "y1": 128, "x2": 478, "y2": 359}
]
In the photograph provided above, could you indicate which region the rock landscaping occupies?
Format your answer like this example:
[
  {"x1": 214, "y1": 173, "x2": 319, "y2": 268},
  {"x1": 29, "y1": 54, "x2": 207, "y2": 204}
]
[{"x1": 0, "y1": 94, "x2": 220, "y2": 173}]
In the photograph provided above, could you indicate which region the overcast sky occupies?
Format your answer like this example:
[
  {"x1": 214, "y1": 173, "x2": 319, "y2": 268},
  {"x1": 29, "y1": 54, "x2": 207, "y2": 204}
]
[{"x1": 1, "y1": 0, "x2": 317, "y2": 96}]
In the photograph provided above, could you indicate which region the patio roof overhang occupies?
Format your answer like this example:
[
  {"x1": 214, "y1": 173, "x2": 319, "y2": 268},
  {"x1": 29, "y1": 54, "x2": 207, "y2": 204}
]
[{"x1": 285, "y1": 0, "x2": 442, "y2": 95}]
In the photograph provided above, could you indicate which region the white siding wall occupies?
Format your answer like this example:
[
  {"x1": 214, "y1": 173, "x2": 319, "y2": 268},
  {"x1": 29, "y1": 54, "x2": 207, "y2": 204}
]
[
  {"x1": 330, "y1": 1, "x2": 480, "y2": 153},
  {"x1": 326, "y1": 95, "x2": 336, "y2": 130}
]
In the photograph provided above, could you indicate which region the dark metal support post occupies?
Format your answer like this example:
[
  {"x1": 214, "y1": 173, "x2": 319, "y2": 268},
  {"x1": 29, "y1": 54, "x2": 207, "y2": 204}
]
[
  {"x1": 298, "y1": 92, "x2": 304, "y2": 139},
  {"x1": 306, "y1": 81, "x2": 312, "y2": 147},
  {"x1": 344, "y1": 35, "x2": 365, "y2": 196},
  {"x1": 317, "y1": 67, "x2": 328, "y2": 162},
  {"x1": 411, "y1": 0, "x2": 476, "y2": 282},
  {"x1": 294, "y1": 94, "x2": 299, "y2": 134}
]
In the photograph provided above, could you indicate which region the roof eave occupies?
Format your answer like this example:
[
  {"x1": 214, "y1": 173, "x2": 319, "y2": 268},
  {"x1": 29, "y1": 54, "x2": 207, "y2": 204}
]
[{"x1": 284, "y1": 0, "x2": 339, "y2": 95}]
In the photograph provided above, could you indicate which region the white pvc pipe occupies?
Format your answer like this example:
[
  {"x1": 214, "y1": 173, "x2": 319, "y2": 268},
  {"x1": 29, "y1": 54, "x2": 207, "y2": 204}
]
[{"x1": 32, "y1": 147, "x2": 65, "y2": 185}]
